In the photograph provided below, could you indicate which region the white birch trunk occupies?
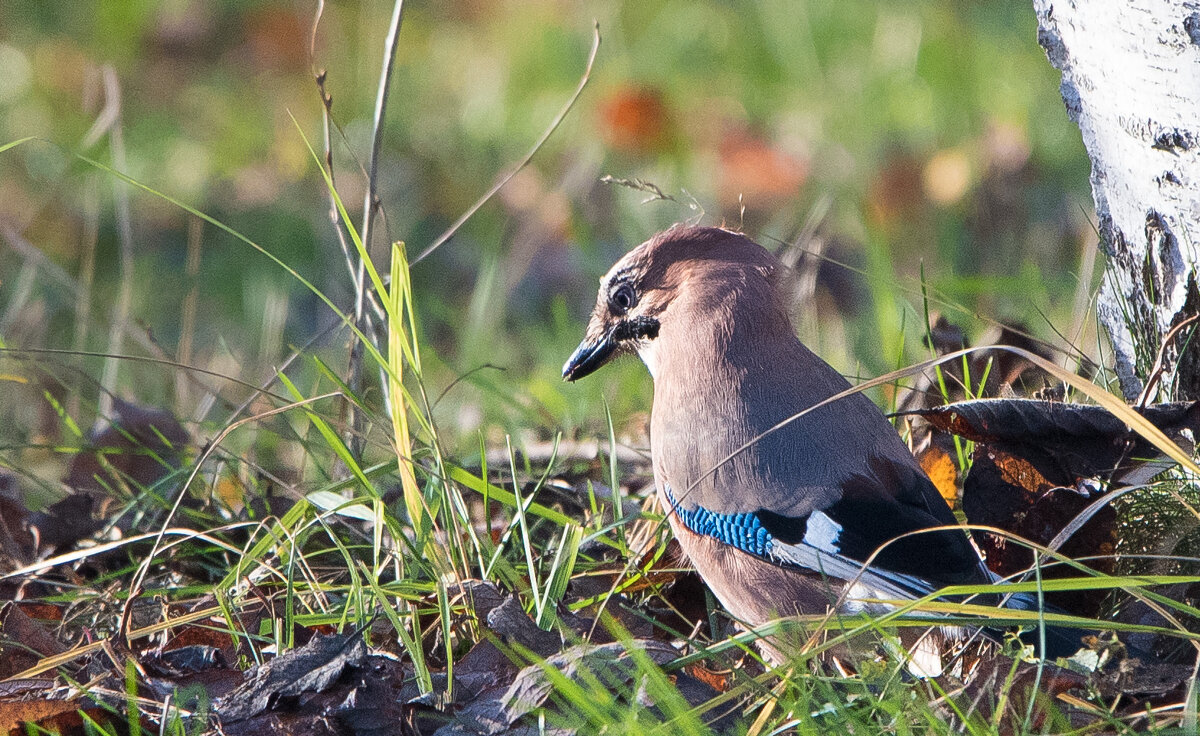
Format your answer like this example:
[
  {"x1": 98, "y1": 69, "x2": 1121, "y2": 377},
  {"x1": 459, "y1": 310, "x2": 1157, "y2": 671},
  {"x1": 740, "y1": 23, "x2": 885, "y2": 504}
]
[{"x1": 1034, "y1": 0, "x2": 1200, "y2": 400}]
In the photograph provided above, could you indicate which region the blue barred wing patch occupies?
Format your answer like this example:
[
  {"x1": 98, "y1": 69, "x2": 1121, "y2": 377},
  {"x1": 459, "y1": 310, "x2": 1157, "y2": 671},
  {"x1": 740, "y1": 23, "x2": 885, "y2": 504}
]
[{"x1": 662, "y1": 483, "x2": 773, "y2": 556}]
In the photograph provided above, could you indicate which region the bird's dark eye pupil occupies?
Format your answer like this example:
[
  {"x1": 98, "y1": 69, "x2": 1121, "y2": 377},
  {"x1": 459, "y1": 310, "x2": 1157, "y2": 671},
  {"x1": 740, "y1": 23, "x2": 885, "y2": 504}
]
[{"x1": 610, "y1": 284, "x2": 636, "y2": 313}]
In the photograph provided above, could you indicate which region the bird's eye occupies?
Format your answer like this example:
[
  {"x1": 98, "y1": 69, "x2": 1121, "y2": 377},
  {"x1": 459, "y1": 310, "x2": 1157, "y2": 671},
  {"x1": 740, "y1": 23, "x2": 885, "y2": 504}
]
[{"x1": 608, "y1": 282, "x2": 637, "y2": 314}]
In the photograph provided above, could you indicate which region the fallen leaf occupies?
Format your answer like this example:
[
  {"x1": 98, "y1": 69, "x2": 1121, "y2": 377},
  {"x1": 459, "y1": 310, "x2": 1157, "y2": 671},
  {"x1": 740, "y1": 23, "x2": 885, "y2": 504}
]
[
  {"x1": 0, "y1": 603, "x2": 66, "y2": 679},
  {"x1": 904, "y1": 398, "x2": 1200, "y2": 487},
  {"x1": 917, "y1": 443, "x2": 959, "y2": 506},
  {"x1": 445, "y1": 640, "x2": 678, "y2": 735},
  {"x1": 962, "y1": 447, "x2": 1116, "y2": 614},
  {"x1": 215, "y1": 632, "x2": 369, "y2": 723},
  {"x1": 0, "y1": 680, "x2": 111, "y2": 736},
  {"x1": 485, "y1": 596, "x2": 562, "y2": 659}
]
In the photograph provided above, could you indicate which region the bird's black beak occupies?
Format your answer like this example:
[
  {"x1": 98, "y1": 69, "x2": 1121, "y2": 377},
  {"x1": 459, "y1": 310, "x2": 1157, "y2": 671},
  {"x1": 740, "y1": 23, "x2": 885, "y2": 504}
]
[
  {"x1": 562, "y1": 316, "x2": 660, "y2": 382},
  {"x1": 562, "y1": 327, "x2": 619, "y2": 382}
]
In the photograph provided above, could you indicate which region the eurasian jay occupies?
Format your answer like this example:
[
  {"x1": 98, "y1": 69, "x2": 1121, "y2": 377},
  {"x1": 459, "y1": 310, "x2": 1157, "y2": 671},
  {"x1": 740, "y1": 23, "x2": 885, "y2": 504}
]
[{"x1": 563, "y1": 225, "x2": 1075, "y2": 661}]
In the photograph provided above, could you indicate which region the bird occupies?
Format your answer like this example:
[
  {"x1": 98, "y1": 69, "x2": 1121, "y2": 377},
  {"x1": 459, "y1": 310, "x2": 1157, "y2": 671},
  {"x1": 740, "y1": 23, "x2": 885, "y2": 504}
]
[{"x1": 562, "y1": 224, "x2": 1077, "y2": 664}]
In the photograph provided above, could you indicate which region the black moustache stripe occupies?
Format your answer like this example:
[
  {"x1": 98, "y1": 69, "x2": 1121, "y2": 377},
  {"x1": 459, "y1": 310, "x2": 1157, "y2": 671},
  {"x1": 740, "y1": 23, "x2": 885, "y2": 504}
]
[{"x1": 613, "y1": 316, "x2": 660, "y2": 342}]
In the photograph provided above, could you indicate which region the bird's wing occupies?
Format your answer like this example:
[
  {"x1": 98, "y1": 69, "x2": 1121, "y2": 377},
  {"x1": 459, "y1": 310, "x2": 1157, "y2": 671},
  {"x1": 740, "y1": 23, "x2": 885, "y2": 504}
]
[
  {"x1": 661, "y1": 448, "x2": 989, "y2": 594},
  {"x1": 662, "y1": 479, "x2": 1084, "y2": 656},
  {"x1": 760, "y1": 456, "x2": 990, "y2": 587},
  {"x1": 661, "y1": 481, "x2": 940, "y2": 605},
  {"x1": 656, "y1": 377, "x2": 989, "y2": 588}
]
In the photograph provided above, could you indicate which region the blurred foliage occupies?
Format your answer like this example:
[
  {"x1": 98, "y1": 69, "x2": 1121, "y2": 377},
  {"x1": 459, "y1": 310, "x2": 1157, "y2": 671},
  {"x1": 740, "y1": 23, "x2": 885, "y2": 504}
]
[{"x1": 0, "y1": 0, "x2": 1094, "y2": 458}]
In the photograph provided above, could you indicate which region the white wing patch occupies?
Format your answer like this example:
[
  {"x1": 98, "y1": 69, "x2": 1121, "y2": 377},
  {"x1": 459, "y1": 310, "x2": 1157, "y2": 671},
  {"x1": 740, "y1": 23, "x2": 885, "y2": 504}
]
[{"x1": 802, "y1": 510, "x2": 843, "y2": 554}]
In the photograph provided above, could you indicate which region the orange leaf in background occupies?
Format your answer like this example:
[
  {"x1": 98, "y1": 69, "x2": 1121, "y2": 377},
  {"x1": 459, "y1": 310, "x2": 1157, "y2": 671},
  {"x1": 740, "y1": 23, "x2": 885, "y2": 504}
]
[
  {"x1": 598, "y1": 86, "x2": 670, "y2": 153},
  {"x1": 918, "y1": 444, "x2": 959, "y2": 507},
  {"x1": 717, "y1": 130, "x2": 807, "y2": 207},
  {"x1": 245, "y1": 7, "x2": 310, "y2": 71},
  {"x1": 12, "y1": 602, "x2": 63, "y2": 621}
]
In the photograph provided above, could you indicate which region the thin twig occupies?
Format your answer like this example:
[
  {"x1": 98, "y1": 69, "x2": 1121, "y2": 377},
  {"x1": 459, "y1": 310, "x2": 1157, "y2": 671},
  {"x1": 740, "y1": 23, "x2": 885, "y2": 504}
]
[
  {"x1": 412, "y1": 21, "x2": 603, "y2": 265},
  {"x1": 359, "y1": 0, "x2": 406, "y2": 278},
  {"x1": 309, "y1": 1, "x2": 404, "y2": 463},
  {"x1": 310, "y1": 7, "x2": 386, "y2": 329},
  {"x1": 309, "y1": 0, "x2": 326, "y2": 64},
  {"x1": 311, "y1": 26, "x2": 382, "y2": 470},
  {"x1": 316, "y1": 70, "x2": 357, "y2": 299},
  {"x1": 98, "y1": 66, "x2": 135, "y2": 424},
  {"x1": 350, "y1": 0, "x2": 406, "y2": 461}
]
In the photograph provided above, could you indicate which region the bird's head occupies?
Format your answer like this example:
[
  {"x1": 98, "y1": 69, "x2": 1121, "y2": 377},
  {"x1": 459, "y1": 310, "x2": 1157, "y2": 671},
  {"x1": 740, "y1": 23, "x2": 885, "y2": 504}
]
[{"x1": 562, "y1": 225, "x2": 785, "y2": 381}]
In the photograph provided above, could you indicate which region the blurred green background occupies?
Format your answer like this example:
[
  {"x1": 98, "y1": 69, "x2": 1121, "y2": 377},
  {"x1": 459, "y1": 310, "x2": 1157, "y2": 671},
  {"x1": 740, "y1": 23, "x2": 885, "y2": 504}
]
[{"x1": 0, "y1": 0, "x2": 1095, "y2": 458}]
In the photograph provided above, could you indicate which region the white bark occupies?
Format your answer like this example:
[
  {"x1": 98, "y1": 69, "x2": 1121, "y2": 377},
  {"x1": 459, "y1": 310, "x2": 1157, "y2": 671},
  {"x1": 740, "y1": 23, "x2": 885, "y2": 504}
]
[{"x1": 1034, "y1": 0, "x2": 1200, "y2": 400}]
